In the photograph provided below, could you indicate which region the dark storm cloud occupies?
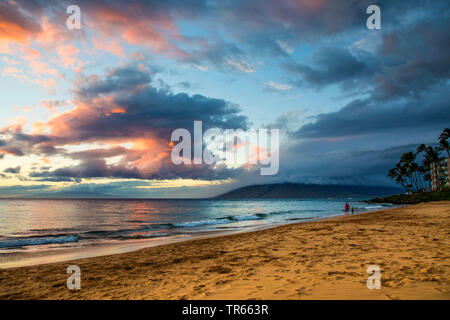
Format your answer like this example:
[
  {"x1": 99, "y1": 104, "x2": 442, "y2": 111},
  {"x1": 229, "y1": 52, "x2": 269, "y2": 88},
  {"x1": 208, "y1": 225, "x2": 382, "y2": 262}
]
[
  {"x1": 177, "y1": 0, "x2": 406, "y2": 71},
  {"x1": 272, "y1": 139, "x2": 435, "y2": 187},
  {"x1": 73, "y1": 65, "x2": 154, "y2": 98},
  {"x1": 294, "y1": 84, "x2": 450, "y2": 139},
  {"x1": 0, "y1": 146, "x2": 25, "y2": 156},
  {"x1": 53, "y1": 64, "x2": 250, "y2": 145},
  {"x1": 288, "y1": 15, "x2": 450, "y2": 97},
  {"x1": 200, "y1": 0, "x2": 449, "y2": 71},
  {"x1": 373, "y1": 19, "x2": 450, "y2": 101},
  {"x1": 286, "y1": 47, "x2": 381, "y2": 91},
  {"x1": 10, "y1": 133, "x2": 51, "y2": 143},
  {"x1": 292, "y1": 7, "x2": 450, "y2": 140},
  {"x1": 0, "y1": 134, "x2": 62, "y2": 158},
  {"x1": 217, "y1": 0, "x2": 372, "y2": 39}
]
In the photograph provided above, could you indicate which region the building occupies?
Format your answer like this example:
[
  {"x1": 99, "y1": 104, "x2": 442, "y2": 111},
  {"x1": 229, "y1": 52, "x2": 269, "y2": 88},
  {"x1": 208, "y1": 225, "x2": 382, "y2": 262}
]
[{"x1": 431, "y1": 157, "x2": 450, "y2": 190}]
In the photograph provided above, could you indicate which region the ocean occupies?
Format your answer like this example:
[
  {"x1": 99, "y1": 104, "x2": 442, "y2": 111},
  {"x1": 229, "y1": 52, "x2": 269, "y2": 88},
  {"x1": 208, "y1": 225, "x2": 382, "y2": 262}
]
[{"x1": 0, "y1": 198, "x2": 392, "y2": 268}]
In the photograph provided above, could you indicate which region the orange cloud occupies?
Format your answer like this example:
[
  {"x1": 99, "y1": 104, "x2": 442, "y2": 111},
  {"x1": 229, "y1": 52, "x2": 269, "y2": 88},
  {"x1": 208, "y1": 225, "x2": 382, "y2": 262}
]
[
  {"x1": 0, "y1": 18, "x2": 35, "y2": 45},
  {"x1": 92, "y1": 38, "x2": 126, "y2": 57},
  {"x1": 40, "y1": 158, "x2": 51, "y2": 164},
  {"x1": 111, "y1": 108, "x2": 126, "y2": 114},
  {"x1": 130, "y1": 138, "x2": 172, "y2": 175},
  {"x1": 57, "y1": 44, "x2": 81, "y2": 70},
  {"x1": 2, "y1": 66, "x2": 22, "y2": 75},
  {"x1": 90, "y1": 6, "x2": 187, "y2": 58},
  {"x1": 29, "y1": 60, "x2": 58, "y2": 76}
]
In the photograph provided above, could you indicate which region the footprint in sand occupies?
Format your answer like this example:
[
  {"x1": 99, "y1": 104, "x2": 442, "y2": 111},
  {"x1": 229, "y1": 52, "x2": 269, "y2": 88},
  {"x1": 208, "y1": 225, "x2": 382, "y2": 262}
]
[{"x1": 296, "y1": 287, "x2": 311, "y2": 296}]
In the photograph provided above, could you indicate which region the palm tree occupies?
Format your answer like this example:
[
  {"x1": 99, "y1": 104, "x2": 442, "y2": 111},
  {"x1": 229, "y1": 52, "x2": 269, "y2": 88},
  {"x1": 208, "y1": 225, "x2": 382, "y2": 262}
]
[
  {"x1": 387, "y1": 167, "x2": 398, "y2": 183},
  {"x1": 387, "y1": 163, "x2": 408, "y2": 191},
  {"x1": 416, "y1": 144, "x2": 426, "y2": 156},
  {"x1": 387, "y1": 129, "x2": 448, "y2": 192},
  {"x1": 400, "y1": 152, "x2": 421, "y2": 192},
  {"x1": 415, "y1": 144, "x2": 428, "y2": 190}
]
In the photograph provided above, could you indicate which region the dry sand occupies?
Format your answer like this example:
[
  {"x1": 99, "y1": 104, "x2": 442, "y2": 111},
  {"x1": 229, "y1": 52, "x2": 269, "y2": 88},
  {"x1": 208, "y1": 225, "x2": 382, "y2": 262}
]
[{"x1": 0, "y1": 201, "x2": 449, "y2": 300}]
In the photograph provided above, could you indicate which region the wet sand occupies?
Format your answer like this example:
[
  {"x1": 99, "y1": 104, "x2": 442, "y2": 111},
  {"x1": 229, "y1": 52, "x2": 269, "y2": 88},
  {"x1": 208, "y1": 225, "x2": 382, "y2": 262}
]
[{"x1": 0, "y1": 201, "x2": 449, "y2": 299}]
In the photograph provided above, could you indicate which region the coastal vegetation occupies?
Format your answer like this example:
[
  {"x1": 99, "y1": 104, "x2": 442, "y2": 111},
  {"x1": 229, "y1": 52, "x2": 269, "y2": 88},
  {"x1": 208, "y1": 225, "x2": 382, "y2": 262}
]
[
  {"x1": 369, "y1": 187, "x2": 450, "y2": 204},
  {"x1": 372, "y1": 128, "x2": 449, "y2": 204},
  {"x1": 387, "y1": 128, "x2": 449, "y2": 193}
]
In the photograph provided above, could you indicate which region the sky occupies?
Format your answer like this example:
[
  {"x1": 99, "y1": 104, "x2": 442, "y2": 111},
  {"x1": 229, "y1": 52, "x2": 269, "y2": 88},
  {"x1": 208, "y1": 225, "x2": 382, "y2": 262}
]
[{"x1": 0, "y1": 0, "x2": 449, "y2": 198}]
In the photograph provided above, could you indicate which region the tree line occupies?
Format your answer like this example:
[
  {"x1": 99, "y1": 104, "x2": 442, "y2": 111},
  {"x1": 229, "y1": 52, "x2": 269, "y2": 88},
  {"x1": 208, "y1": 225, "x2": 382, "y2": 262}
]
[{"x1": 388, "y1": 128, "x2": 449, "y2": 193}]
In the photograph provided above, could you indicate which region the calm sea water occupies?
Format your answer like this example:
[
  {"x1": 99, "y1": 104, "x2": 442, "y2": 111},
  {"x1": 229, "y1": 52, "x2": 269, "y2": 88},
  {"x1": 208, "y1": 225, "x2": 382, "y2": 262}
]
[{"x1": 0, "y1": 198, "x2": 392, "y2": 267}]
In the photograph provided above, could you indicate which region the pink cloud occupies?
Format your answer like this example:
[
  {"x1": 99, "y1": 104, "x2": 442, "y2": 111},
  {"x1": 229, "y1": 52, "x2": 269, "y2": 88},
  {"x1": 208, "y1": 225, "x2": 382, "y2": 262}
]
[
  {"x1": 57, "y1": 44, "x2": 82, "y2": 70},
  {"x1": 28, "y1": 60, "x2": 58, "y2": 76},
  {"x1": 92, "y1": 38, "x2": 126, "y2": 57}
]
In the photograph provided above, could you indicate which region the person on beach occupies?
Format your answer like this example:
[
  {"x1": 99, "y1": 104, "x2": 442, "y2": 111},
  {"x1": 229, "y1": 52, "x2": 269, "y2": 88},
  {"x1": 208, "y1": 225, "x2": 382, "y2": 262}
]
[
  {"x1": 351, "y1": 207, "x2": 354, "y2": 215},
  {"x1": 345, "y1": 202, "x2": 350, "y2": 215}
]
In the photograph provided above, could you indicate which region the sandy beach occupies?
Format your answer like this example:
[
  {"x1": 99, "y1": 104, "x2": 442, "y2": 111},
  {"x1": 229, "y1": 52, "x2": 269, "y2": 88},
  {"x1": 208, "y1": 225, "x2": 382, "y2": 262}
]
[{"x1": 0, "y1": 201, "x2": 449, "y2": 300}]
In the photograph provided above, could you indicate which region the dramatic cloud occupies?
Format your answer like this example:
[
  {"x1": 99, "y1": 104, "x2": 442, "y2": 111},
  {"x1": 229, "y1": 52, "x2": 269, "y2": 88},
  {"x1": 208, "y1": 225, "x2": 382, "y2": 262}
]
[
  {"x1": 373, "y1": 18, "x2": 450, "y2": 100},
  {"x1": 55, "y1": 64, "x2": 249, "y2": 143},
  {"x1": 286, "y1": 47, "x2": 380, "y2": 91},
  {"x1": 276, "y1": 141, "x2": 430, "y2": 186},
  {"x1": 294, "y1": 84, "x2": 450, "y2": 139},
  {"x1": 1, "y1": 63, "x2": 250, "y2": 181},
  {"x1": 0, "y1": 1, "x2": 41, "y2": 46},
  {"x1": 0, "y1": 0, "x2": 413, "y2": 72},
  {"x1": 292, "y1": 10, "x2": 450, "y2": 140}
]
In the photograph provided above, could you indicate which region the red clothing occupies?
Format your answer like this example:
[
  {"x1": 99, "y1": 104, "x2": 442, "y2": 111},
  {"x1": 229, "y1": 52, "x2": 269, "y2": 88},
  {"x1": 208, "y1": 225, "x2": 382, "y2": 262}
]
[{"x1": 345, "y1": 204, "x2": 350, "y2": 211}]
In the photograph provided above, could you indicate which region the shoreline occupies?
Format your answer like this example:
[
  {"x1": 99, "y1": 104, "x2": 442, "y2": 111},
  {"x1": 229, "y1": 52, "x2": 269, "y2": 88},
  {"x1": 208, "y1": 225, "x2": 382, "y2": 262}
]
[
  {"x1": 0, "y1": 201, "x2": 448, "y2": 299},
  {"x1": 0, "y1": 206, "x2": 385, "y2": 269}
]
